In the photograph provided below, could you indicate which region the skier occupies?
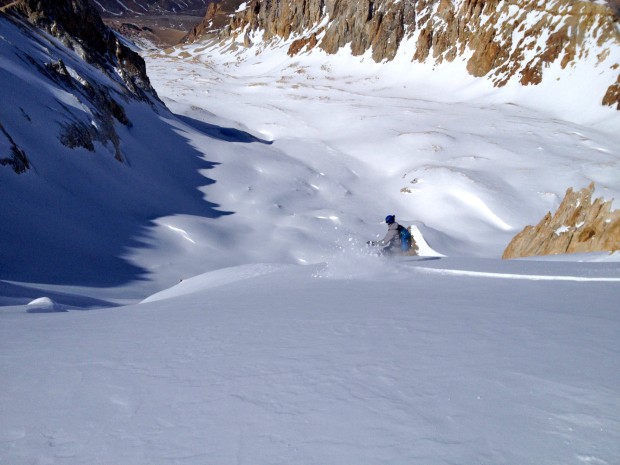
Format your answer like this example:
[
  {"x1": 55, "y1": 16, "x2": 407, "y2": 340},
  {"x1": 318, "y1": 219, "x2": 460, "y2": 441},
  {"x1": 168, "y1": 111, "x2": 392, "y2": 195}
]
[{"x1": 367, "y1": 214, "x2": 412, "y2": 255}]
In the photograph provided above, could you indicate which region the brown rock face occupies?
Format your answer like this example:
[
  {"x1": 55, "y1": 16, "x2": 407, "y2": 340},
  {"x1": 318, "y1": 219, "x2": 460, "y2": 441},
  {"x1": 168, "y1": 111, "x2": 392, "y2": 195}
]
[
  {"x1": 183, "y1": 0, "x2": 251, "y2": 43},
  {"x1": 412, "y1": 0, "x2": 619, "y2": 94},
  {"x1": 502, "y1": 183, "x2": 620, "y2": 259},
  {"x1": 320, "y1": 0, "x2": 406, "y2": 61},
  {"x1": 190, "y1": 0, "x2": 619, "y2": 110},
  {"x1": 288, "y1": 32, "x2": 319, "y2": 56},
  {"x1": 602, "y1": 73, "x2": 620, "y2": 109},
  {"x1": 185, "y1": 2, "x2": 221, "y2": 42}
]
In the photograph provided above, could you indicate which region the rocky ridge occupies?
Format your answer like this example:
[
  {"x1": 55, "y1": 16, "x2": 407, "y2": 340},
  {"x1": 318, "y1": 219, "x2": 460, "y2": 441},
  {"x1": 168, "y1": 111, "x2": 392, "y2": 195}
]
[
  {"x1": 1, "y1": 0, "x2": 160, "y2": 169},
  {"x1": 184, "y1": 0, "x2": 241, "y2": 42},
  {"x1": 186, "y1": 0, "x2": 620, "y2": 110},
  {"x1": 503, "y1": 183, "x2": 620, "y2": 258},
  {"x1": 91, "y1": 0, "x2": 211, "y2": 18},
  {"x1": 10, "y1": 0, "x2": 157, "y2": 100},
  {"x1": 1, "y1": 0, "x2": 224, "y2": 285}
]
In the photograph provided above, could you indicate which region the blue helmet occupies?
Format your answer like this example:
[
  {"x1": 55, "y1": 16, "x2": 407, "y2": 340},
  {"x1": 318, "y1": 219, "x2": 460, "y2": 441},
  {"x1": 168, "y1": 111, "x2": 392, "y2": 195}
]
[{"x1": 385, "y1": 215, "x2": 395, "y2": 224}]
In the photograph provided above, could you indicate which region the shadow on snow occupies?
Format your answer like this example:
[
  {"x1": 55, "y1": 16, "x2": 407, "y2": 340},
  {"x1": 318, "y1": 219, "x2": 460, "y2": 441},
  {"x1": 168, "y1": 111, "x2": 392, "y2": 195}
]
[
  {"x1": 176, "y1": 115, "x2": 273, "y2": 145},
  {"x1": 0, "y1": 112, "x2": 261, "y2": 299}
]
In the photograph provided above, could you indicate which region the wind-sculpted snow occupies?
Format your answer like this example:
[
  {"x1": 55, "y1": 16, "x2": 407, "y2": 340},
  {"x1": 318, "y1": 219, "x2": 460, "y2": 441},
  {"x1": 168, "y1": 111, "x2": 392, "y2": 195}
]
[
  {"x1": 142, "y1": 263, "x2": 292, "y2": 302},
  {"x1": 413, "y1": 263, "x2": 620, "y2": 282},
  {"x1": 140, "y1": 44, "x2": 620, "y2": 275}
]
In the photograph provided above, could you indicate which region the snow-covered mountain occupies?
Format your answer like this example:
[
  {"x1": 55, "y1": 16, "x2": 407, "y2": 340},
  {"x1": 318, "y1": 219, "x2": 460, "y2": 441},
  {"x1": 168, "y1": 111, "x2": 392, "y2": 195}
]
[
  {"x1": 2, "y1": 0, "x2": 619, "y2": 293},
  {"x1": 162, "y1": 0, "x2": 620, "y2": 263},
  {"x1": 187, "y1": 0, "x2": 620, "y2": 112},
  {"x1": 0, "y1": 0, "x2": 227, "y2": 289},
  {"x1": 1, "y1": 1, "x2": 620, "y2": 464}
]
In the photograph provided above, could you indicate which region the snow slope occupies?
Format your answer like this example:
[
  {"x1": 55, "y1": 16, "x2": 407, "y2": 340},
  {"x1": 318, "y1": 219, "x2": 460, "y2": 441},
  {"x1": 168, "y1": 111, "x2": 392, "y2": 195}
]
[
  {"x1": 1, "y1": 258, "x2": 619, "y2": 464},
  {"x1": 0, "y1": 13, "x2": 227, "y2": 300},
  {"x1": 132, "y1": 39, "x2": 620, "y2": 278},
  {"x1": 1, "y1": 9, "x2": 620, "y2": 465},
  {"x1": 2, "y1": 10, "x2": 619, "y2": 301}
]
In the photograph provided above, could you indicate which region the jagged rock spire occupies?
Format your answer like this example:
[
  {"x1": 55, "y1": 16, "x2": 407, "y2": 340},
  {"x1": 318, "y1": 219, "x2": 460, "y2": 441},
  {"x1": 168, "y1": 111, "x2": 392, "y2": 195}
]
[{"x1": 503, "y1": 183, "x2": 620, "y2": 258}]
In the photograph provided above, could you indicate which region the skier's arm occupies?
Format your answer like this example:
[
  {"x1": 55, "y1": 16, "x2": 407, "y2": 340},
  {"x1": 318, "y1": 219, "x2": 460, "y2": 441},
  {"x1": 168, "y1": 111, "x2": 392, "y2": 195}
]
[{"x1": 376, "y1": 228, "x2": 398, "y2": 246}]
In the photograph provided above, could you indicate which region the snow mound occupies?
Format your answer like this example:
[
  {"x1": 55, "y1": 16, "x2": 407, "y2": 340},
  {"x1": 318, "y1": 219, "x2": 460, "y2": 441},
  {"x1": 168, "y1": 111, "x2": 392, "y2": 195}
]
[
  {"x1": 142, "y1": 263, "x2": 292, "y2": 303},
  {"x1": 26, "y1": 297, "x2": 65, "y2": 312},
  {"x1": 410, "y1": 224, "x2": 445, "y2": 257}
]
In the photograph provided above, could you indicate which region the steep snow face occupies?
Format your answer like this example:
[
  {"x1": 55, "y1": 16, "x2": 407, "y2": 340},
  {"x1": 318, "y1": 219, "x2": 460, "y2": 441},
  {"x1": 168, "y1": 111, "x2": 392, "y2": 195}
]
[{"x1": 0, "y1": 13, "x2": 227, "y2": 290}]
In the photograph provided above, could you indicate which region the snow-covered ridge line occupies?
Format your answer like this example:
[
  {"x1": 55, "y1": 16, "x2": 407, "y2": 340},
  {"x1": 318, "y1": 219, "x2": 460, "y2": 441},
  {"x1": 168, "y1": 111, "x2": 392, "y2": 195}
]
[{"x1": 141, "y1": 263, "x2": 292, "y2": 303}]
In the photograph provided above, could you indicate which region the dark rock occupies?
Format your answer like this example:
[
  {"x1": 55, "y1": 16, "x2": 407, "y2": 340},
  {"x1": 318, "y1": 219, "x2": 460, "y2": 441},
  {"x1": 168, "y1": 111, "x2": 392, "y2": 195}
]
[
  {"x1": 44, "y1": 59, "x2": 73, "y2": 87},
  {"x1": 59, "y1": 121, "x2": 96, "y2": 152},
  {"x1": 11, "y1": 0, "x2": 158, "y2": 101},
  {"x1": 603, "y1": 74, "x2": 620, "y2": 109},
  {"x1": 288, "y1": 32, "x2": 319, "y2": 56},
  {"x1": 0, "y1": 123, "x2": 30, "y2": 174}
]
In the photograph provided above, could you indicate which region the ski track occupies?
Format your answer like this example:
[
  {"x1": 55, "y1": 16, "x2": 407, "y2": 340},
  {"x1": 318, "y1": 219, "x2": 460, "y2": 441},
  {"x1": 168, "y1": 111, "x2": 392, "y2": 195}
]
[{"x1": 411, "y1": 266, "x2": 620, "y2": 282}]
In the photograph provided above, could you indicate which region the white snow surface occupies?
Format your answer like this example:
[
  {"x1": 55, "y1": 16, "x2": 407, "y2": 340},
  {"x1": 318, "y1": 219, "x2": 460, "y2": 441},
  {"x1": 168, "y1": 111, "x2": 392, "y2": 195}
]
[
  {"x1": 1, "y1": 16, "x2": 620, "y2": 465},
  {"x1": 2, "y1": 259, "x2": 620, "y2": 465}
]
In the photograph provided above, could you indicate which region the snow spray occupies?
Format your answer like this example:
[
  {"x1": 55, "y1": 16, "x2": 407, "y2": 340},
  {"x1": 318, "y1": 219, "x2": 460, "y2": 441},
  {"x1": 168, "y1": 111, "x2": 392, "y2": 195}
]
[{"x1": 313, "y1": 236, "x2": 400, "y2": 279}]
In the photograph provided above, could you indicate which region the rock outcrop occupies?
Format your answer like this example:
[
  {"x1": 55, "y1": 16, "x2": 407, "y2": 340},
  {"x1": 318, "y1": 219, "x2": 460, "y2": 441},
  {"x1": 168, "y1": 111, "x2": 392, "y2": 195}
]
[
  {"x1": 185, "y1": 1, "x2": 231, "y2": 42},
  {"x1": 1, "y1": 0, "x2": 162, "y2": 165},
  {"x1": 0, "y1": 122, "x2": 30, "y2": 174},
  {"x1": 187, "y1": 0, "x2": 620, "y2": 110},
  {"x1": 10, "y1": 0, "x2": 157, "y2": 100},
  {"x1": 1, "y1": 2, "x2": 225, "y2": 285},
  {"x1": 502, "y1": 183, "x2": 620, "y2": 259}
]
